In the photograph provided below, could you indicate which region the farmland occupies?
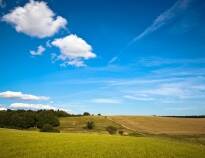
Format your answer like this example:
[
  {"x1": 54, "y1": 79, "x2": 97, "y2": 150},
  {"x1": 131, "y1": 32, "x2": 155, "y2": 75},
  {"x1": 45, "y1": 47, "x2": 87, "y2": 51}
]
[
  {"x1": 0, "y1": 128, "x2": 205, "y2": 158},
  {"x1": 0, "y1": 116, "x2": 205, "y2": 158},
  {"x1": 108, "y1": 116, "x2": 205, "y2": 135}
]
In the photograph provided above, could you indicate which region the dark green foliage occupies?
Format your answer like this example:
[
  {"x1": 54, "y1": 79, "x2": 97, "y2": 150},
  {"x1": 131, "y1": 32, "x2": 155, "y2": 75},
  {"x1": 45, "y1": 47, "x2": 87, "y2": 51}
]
[
  {"x1": 83, "y1": 112, "x2": 90, "y2": 116},
  {"x1": 40, "y1": 124, "x2": 60, "y2": 133},
  {"x1": 86, "y1": 121, "x2": 95, "y2": 130},
  {"x1": 0, "y1": 109, "x2": 66, "y2": 130},
  {"x1": 54, "y1": 110, "x2": 71, "y2": 117},
  {"x1": 106, "y1": 126, "x2": 117, "y2": 134},
  {"x1": 0, "y1": 110, "x2": 36, "y2": 129},
  {"x1": 36, "y1": 111, "x2": 59, "y2": 128},
  {"x1": 118, "y1": 130, "x2": 124, "y2": 135}
]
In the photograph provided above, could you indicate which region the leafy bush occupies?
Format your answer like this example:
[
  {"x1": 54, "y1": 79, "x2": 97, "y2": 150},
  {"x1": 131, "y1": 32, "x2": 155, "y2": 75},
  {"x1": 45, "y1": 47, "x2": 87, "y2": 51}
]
[
  {"x1": 118, "y1": 130, "x2": 124, "y2": 135},
  {"x1": 86, "y1": 121, "x2": 95, "y2": 130},
  {"x1": 106, "y1": 126, "x2": 117, "y2": 134},
  {"x1": 40, "y1": 124, "x2": 59, "y2": 133},
  {"x1": 83, "y1": 112, "x2": 90, "y2": 116}
]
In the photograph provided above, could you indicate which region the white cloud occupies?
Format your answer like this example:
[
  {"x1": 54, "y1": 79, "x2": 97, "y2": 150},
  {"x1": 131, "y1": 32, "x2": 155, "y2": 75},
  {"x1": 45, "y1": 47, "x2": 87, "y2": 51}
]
[
  {"x1": 132, "y1": 0, "x2": 192, "y2": 42},
  {"x1": 138, "y1": 57, "x2": 205, "y2": 67},
  {"x1": 108, "y1": 56, "x2": 118, "y2": 64},
  {"x1": 60, "y1": 58, "x2": 86, "y2": 67},
  {"x1": 10, "y1": 103, "x2": 55, "y2": 110},
  {"x1": 142, "y1": 85, "x2": 186, "y2": 98},
  {"x1": 124, "y1": 95, "x2": 154, "y2": 101},
  {"x1": 52, "y1": 34, "x2": 96, "y2": 67},
  {"x1": 0, "y1": 91, "x2": 49, "y2": 101},
  {"x1": 9, "y1": 103, "x2": 71, "y2": 112},
  {"x1": 30, "y1": 45, "x2": 45, "y2": 56},
  {"x1": 0, "y1": 104, "x2": 7, "y2": 111},
  {"x1": 2, "y1": 0, "x2": 67, "y2": 38},
  {"x1": 91, "y1": 98, "x2": 121, "y2": 104},
  {"x1": 126, "y1": 81, "x2": 205, "y2": 101}
]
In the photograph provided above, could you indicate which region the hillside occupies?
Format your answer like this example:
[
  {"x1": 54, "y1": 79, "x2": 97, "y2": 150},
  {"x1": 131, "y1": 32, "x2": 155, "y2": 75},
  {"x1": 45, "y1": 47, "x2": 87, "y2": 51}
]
[
  {"x1": 109, "y1": 116, "x2": 205, "y2": 135},
  {"x1": 59, "y1": 116, "x2": 128, "y2": 133}
]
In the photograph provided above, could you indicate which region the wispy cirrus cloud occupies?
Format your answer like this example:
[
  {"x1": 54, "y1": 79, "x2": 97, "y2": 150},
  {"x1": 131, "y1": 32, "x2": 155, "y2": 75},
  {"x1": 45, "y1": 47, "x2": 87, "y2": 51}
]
[
  {"x1": 109, "y1": 0, "x2": 193, "y2": 64},
  {"x1": 91, "y1": 98, "x2": 121, "y2": 104},
  {"x1": 0, "y1": 91, "x2": 49, "y2": 101},
  {"x1": 131, "y1": 0, "x2": 192, "y2": 43},
  {"x1": 137, "y1": 57, "x2": 205, "y2": 67},
  {"x1": 124, "y1": 95, "x2": 155, "y2": 101}
]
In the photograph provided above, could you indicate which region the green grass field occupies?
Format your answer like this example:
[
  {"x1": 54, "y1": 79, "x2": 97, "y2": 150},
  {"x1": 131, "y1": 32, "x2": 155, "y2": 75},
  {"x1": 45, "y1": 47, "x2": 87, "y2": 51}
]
[
  {"x1": 0, "y1": 128, "x2": 205, "y2": 158},
  {"x1": 1, "y1": 116, "x2": 205, "y2": 158}
]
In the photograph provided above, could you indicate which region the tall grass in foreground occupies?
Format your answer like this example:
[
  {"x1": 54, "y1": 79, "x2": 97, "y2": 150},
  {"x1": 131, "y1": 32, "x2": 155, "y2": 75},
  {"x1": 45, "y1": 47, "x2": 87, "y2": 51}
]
[{"x1": 0, "y1": 128, "x2": 205, "y2": 158}]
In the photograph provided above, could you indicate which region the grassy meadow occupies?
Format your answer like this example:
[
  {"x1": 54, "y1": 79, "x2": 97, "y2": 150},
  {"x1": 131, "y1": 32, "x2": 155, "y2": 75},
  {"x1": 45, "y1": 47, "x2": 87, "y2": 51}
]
[
  {"x1": 1, "y1": 116, "x2": 205, "y2": 158},
  {"x1": 1, "y1": 128, "x2": 205, "y2": 158}
]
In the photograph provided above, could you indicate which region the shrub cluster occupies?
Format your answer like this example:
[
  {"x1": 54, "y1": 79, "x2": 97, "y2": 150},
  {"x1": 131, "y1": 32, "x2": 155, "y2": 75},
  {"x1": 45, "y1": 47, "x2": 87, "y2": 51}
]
[
  {"x1": 106, "y1": 126, "x2": 117, "y2": 134},
  {"x1": 40, "y1": 124, "x2": 59, "y2": 133},
  {"x1": 86, "y1": 121, "x2": 95, "y2": 130}
]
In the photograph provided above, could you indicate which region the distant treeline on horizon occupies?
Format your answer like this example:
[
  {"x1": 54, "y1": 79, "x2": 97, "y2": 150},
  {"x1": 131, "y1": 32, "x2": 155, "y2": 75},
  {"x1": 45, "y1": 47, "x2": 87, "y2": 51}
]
[{"x1": 160, "y1": 115, "x2": 205, "y2": 118}]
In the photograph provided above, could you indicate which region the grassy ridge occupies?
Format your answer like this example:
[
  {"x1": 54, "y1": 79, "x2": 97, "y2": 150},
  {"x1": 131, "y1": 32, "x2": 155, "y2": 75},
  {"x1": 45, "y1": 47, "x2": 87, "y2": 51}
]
[
  {"x1": 0, "y1": 128, "x2": 205, "y2": 158},
  {"x1": 59, "y1": 116, "x2": 128, "y2": 133},
  {"x1": 109, "y1": 116, "x2": 205, "y2": 135}
]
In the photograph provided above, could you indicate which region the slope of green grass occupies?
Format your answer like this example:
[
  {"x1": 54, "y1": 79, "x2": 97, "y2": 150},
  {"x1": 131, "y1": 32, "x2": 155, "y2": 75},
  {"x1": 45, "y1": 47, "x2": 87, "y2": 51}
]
[
  {"x1": 0, "y1": 128, "x2": 205, "y2": 158},
  {"x1": 59, "y1": 116, "x2": 127, "y2": 133}
]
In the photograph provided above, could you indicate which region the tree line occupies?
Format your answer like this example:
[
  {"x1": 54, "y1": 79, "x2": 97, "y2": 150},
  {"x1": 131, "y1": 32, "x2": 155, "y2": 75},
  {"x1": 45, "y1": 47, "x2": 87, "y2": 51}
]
[{"x1": 0, "y1": 109, "x2": 70, "y2": 130}]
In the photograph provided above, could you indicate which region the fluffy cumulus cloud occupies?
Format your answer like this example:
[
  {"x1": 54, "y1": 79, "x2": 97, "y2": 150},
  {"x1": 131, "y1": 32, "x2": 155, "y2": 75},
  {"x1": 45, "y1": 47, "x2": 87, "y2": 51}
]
[
  {"x1": 52, "y1": 34, "x2": 96, "y2": 67},
  {"x1": 30, "y1": 45, "x2": 45, "y2": 56},
  {"x1": 9, "y1": 103, "x2": 71, "y2": 112},
  {"x1": 0, "y1": 91, "x2": 49, "y2": 101},
  {"x1": 2, "y1": 0, "x2": 67, "y2": 38}
]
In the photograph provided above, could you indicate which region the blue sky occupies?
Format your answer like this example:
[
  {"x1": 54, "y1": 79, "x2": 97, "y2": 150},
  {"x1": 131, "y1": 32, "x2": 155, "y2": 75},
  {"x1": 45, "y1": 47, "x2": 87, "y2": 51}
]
[{"x1": 0, "y1": 0, "x2": 205, "y2": 115}]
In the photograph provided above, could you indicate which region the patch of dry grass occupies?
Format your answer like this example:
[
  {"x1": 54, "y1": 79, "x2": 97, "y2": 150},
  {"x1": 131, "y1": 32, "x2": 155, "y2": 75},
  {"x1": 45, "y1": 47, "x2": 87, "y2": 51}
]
[{"x1": 109, "y1": 116, "x2": 205, "y2": 135}]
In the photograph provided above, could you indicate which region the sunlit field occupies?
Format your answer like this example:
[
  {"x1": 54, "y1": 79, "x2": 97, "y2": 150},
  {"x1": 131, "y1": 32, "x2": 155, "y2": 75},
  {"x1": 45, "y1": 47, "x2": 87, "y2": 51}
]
[
  {"x1": 109, "y1": 116, "x2": 205, "y2": 135},
  {"x1": 1, "y1": 128, "x2": 205, "y2": 158},
  {"x1": 1, "y1": 0, "x2": 205, "y2": 157}
]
